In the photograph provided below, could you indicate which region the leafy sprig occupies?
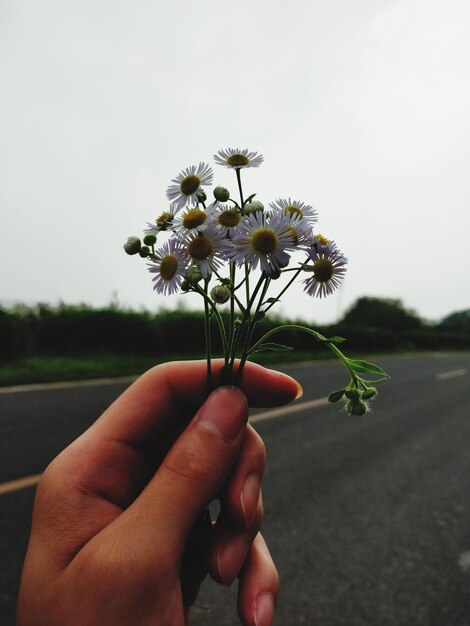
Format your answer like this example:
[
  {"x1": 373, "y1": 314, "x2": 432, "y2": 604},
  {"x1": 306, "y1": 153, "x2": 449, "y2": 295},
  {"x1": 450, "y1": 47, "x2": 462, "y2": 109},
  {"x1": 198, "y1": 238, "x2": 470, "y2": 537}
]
[{"x1": 124, "y1": 148, "x2": 389, "y2": 413}]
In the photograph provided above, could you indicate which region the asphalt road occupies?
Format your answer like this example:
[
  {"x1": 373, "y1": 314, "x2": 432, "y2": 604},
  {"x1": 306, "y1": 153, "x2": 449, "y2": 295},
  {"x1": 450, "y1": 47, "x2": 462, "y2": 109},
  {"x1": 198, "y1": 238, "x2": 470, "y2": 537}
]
[{"x1": 1, "y1": 353, "x2": 470, "y2": 625}]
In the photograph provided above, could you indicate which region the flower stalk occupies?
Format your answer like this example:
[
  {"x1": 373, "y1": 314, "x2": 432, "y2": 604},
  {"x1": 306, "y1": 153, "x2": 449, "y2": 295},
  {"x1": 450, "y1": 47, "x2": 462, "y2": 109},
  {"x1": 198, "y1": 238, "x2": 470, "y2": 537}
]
[{"x1": 124, "y1": 147, "x2": 389, "y2": 414}]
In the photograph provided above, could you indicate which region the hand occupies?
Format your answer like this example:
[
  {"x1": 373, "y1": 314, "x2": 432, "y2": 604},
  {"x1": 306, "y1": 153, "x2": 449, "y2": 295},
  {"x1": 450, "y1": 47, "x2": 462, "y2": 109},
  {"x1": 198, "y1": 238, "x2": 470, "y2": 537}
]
[{"x1": 17, "y1": 360, "x2": 301, "y2": 626}]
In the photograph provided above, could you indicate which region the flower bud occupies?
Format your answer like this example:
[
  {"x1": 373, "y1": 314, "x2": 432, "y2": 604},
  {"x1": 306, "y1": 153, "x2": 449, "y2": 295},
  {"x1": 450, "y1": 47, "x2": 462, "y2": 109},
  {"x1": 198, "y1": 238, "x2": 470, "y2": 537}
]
[
  {"x1": 362, "y1": 387, "x2": 377, "y2": 400},
  {"x1": 123, "y1": 236, "x2": 141, "y2": 255},
  {"x1": 243, "y1": 200, "x2": 264, "y2": 215},
  {"x1": 143, "y1": 233, "x2": 157, "y2": 246},
  {"x1": 180, "y1": 280, "x2": 190, "y2": 292},
  {"x1": 139, "y1": 246, "x2": 150, "y2": 258},
  {"x1": 345, "y1": 388, "x2": 359, "y2": 400},
  {"x1": 197, "y1": 190, "x2": 207, "y2": 202},
  {"x1": 185, "y1": 266, "x2": 203, "y2": 285},
  {"x1": 213, "y1": 186, "x2": 230, "y2": 202},
  {"x1": 210, "y1": 284, "x2": 231, "y2": 304},
  {"x1": 346, "y1": 399, "x2": 368, "y2": 416}
]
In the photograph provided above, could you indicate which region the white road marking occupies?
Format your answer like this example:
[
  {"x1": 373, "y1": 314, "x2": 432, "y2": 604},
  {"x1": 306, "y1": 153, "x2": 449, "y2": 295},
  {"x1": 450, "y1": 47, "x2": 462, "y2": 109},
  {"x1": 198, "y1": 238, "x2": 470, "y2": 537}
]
[
  {"x1": 250, "y1": 397, "x2": 329, "y2": 423},
  {"x1": 0, "y1": 474, "x2": 42, "y2": 496},
  {"x1": 436, "y1": 369, "x2": 468, "y2": 381},
  {"x1": 458, "y1": 551, "x2": 470, "y2": 574},
  {"x1": 0, "y1": 376, "x2": 138, "y2": 395},
  {"x1": 0, "y1": 396, "x2": 328, "y2": 496}
]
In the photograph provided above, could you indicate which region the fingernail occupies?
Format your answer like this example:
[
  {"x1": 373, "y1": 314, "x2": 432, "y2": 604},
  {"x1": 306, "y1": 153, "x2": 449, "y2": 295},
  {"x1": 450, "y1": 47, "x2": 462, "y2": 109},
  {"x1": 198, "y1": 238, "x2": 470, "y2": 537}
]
[
  {"x1": 241, "y1": 473, "x2": 260, "y2": 529},
  {"x1": 195, "y1": 387, "x2": 248, "y2": 443},
  {"x1": 216, "y1": 533, "x2": 250, "y2": 586},
  {"x1": 267, "y1": 368, "x2": 303, "y2": 400},
  {"x1": 254, "y1": 592, "x2": 275, "y2": 626}
]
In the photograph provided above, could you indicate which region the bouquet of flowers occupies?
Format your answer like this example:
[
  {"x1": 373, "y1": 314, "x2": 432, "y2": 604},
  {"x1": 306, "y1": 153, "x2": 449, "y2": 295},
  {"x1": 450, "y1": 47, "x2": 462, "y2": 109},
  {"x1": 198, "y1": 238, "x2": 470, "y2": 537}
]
[{"x1": 124, "y1": 148, "x2": 388, "y2": 414}]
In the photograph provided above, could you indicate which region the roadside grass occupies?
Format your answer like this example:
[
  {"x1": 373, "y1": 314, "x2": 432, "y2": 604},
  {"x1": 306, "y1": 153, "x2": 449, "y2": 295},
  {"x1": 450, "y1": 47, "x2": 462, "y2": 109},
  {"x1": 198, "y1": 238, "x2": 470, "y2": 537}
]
[
  {"x1": 0, "y1": 351, "x2": 336, "y2": 387},
  {"x1": 0, "y1": 355, "x2": 166, "y2": 387}
]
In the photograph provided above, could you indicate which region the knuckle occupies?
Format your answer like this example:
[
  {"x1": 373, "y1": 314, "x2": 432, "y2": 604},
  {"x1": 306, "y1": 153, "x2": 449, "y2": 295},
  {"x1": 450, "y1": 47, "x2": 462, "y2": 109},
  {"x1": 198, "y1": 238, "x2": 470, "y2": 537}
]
[
  {"x1": 35, "y1": 453, "x2": 68, "y2": 501},
  {"x1": 163, "y1": 444, "x2": 214, "y2": 487},
  {"x1": 250, "y1": 501, "x2": 264, "y2": 536},
  {"x1": 246, "y1": 427, "x2": 267, "y2": 472}
]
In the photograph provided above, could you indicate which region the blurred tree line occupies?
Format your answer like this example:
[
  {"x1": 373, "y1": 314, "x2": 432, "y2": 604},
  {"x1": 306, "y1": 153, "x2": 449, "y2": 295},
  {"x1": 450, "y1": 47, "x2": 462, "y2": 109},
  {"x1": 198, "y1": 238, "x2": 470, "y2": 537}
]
[{"x1": 1, "y1": 297, "x2": 469, "y2": 360}]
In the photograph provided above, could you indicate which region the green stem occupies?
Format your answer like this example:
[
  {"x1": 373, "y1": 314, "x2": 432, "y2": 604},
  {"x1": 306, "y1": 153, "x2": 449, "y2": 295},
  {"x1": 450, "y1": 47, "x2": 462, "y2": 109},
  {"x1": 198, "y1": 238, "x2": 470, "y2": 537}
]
[
  {"x1": 244, "y1": 263, "x2": 250, "y2": 308},
  {"x1": 228, "y1": 263, "x2": 236, "y2": 383},
  {"x1": 194, "y1": 285, "x2": 229, "y2": 361},
  {"x1": 235, "y1": 168, "x2": 244, "y2": 207},
  {"x1": 213, "y1": 266, "x2": 245, "y2": 313},
  {"x1": 227, "y1": 273, "x2": 266, "y2": 382},
  {"x1": 203, "y1": 279, "x2": 212, "y2": 393},
  {"x1": 248, "y1": 323, "x2": 359, "y2": 383},
  {"x1": 264, "y1": 265, "x2": 304, "y2": 315},
  {"x1": 234, "y1": 275, "x2": 271, "y2": 386}
]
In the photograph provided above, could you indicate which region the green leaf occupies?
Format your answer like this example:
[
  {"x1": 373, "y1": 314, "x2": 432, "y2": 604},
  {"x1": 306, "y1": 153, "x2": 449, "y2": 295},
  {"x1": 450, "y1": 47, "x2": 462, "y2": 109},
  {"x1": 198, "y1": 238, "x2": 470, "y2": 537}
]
[
  {"x1": 254, "y1": 311, "x2": 265, "y2": 321},
  {"x1": 263, "y1": 297, "x2": 281, "y2": 305},
  {"x1": 362, "y1": 387, "x2": 377, "y2": 399},
  {"x1": 328, "y1": 389, "x2": 345, "y2": 403},
  {"x1": 319, "y1": 335, "x2": 346, "y2": 344},
  {"x1": 248, "y1": 342, "x2": 293, "y2": 355},
  {"x1": 347, "y1": 359, "x2": 389, "y2": 377},
  {"x1": 244, "y1": 193, "x2": 257, "y2": 205}
]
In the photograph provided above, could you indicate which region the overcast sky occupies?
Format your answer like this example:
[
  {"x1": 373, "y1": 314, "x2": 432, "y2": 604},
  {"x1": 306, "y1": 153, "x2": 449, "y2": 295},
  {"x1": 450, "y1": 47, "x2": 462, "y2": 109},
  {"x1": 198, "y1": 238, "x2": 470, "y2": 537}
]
[{"x1": 1, "y1": 0, "x2": 469, "y2": 324}]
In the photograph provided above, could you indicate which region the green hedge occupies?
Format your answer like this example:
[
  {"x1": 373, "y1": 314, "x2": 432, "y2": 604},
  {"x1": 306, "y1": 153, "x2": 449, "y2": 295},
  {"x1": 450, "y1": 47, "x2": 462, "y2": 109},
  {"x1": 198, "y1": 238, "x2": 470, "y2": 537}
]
[{"x1": 1, "y1": 304, "x2": 470, "y2": 361}]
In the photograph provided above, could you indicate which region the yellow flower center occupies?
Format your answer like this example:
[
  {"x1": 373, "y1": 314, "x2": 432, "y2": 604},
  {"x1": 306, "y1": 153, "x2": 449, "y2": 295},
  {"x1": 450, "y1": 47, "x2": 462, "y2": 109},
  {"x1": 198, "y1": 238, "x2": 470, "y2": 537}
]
[
  {"x1": 227, "y1": 154, "x2": 250, "y2": 167},
  {"x1": 316, "y1": 234, "x2": 331, "y2": 246},
  {"x1": 188, "y1": 236, "x2": 213, "y2": 260},
  {"x1": 218, "y1": 210, "x2": 241, "y2": 228},
  {"x1": 313, "y1": 259, "x2": 334, "y2": 283},
  {"x1": 160, "y1": 255, "x2": 178, "y2": 281},
  {"x1": 251, "y1": 228, "x2": 278, "y2": 254},
  {"x1": 183, "y1": 208, "x2": 207, "y2": 230},
  {"x1": 180, "y1": 174, "x2": 201, "y2": 196},
  {"x1": 284, "y1": 205, "x2": 302, "y2": 218},
  {"x1": 157, "y1": 211, "x2": 172, "y2": 225}
]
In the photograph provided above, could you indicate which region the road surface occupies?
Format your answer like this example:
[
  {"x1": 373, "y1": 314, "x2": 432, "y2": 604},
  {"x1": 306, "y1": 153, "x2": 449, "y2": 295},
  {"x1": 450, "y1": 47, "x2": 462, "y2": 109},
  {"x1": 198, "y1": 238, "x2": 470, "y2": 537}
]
[{"x1": 1, "y1": 353, "x2": 470, "y2": 625}]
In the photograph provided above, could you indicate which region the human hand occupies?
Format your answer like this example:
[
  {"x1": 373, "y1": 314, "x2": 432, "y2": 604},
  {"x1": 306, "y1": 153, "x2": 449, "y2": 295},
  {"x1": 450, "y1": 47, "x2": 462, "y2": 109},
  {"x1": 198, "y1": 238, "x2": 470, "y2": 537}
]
[{"x1": 17, "y1": 360, "x2": 301, "y2": 626}]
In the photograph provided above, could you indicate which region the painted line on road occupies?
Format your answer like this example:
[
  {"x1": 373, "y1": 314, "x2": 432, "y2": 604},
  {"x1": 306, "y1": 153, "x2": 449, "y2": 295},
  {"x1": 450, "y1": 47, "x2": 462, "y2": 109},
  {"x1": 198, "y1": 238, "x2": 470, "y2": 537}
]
[
  {"x1": 458, "y1": 551, "x2": 470, "y2": 574},
  {"x1": 436, "y1": 369, "x2": 467, "y2": 381},
  {"x1": 250, "y1": 397, "x2": 329, "y2": 423},
  {"x1": 0, "y1": 396, "x2": 329, "y2": 497},
  {"x1": 0, "y1": 376, "x2": 138, "y2": 395},
  {"x1": 0, "y1": 473, "x2": 42, "y2": 496}
]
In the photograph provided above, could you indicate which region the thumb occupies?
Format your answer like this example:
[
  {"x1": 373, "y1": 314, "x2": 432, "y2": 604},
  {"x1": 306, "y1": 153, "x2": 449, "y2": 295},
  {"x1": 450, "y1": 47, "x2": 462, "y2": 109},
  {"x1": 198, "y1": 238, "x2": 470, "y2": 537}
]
[{"x1": 124, "y1": 386, "x2": 248, "y2": 556}]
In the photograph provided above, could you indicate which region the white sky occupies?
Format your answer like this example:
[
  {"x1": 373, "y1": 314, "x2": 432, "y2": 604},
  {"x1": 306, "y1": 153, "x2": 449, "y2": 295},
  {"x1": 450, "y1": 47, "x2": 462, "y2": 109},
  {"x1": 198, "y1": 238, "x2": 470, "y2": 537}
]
[{"x1": 1, "y1": 0, "x2": 469, "y2": 324}]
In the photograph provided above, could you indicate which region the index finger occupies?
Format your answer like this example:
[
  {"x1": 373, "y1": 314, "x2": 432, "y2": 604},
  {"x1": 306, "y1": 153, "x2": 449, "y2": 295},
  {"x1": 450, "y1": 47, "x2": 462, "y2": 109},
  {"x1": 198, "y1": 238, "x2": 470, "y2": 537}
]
[{"x1": 91, "y1": 359, "x2": 301, "y2": 448}]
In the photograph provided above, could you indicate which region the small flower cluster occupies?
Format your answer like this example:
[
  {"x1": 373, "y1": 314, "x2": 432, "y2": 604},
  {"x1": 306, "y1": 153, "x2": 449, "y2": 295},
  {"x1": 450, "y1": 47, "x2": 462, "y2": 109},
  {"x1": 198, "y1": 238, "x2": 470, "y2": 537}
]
[
  {"x1": 125, "y1": 148, "x2": 347, "y2": 301},
  {"x1": 124, "y1": 148, "x2": 388, "y2": 410}
]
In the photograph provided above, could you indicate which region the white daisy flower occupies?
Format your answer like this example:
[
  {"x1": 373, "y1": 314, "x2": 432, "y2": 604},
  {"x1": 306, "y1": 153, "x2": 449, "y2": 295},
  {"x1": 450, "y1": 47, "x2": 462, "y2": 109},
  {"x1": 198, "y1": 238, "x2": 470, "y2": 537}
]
[
  {"x1": 282, "y1": 213, "x2": 314, "y2": 250},
  {"x1": 173, "y1": 205, "x2": 214, "y2": 239},
  {"x1": 214, "y1": 148, "x2": 264, "y2": 169},
  {"x1": 166, "y1": 162, "x2": 213, "y2": 209},
  {"x1": 184, "y1": 224, "x2": 231, "y2": 278},
  {"x1": 302, "y1": 245, "x2": 347, "y2": 298},
  {"x1": 211, "y1": 203, "x2": 243, "y2": 237},
  {"x1": 227, "y1": 212, "x2": 294, "y2": 274},
  {"x1": 148, "y1": 239, "x2": 189, "y2": 295},
  {"x1": 311, "y1": 233, "x2": 335, "y2": 253},
  {"x1": 145, "y1": 204, "x2": 179, "y2": 235},
  {"x1": 269, "y1": 198, "x2": 318, "y2": 224}
]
